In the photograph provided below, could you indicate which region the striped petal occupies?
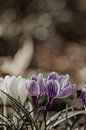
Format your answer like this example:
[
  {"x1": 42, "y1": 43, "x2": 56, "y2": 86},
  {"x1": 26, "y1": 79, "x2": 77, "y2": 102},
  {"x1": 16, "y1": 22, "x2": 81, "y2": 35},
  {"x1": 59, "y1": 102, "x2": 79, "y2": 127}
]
[
  {"x1": 57, "y1": 83, "x2": 74, "y2": 99},
  {"x1": 27, "y1": 80, "x2": 40, "y2": 97},
  {"x1": 47, "y1": 80, "x2": 59, "y2": 100},
  {"x1": 48, "y1": 72, "x2": 59, "y2": 80},
  {"x1": 38, "y1": 73, "x2": 46, "y2": 96},
  {"x1": 59, "y1": 74, "x2": 69, "y2": 89}
]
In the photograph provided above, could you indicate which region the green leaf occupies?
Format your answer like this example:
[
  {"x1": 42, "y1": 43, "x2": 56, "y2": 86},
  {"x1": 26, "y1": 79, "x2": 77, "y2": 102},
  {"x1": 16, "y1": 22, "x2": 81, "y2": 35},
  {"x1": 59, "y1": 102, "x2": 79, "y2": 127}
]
[{"x1": 0, "y1": 89, "x2": 38, "y2": 130}]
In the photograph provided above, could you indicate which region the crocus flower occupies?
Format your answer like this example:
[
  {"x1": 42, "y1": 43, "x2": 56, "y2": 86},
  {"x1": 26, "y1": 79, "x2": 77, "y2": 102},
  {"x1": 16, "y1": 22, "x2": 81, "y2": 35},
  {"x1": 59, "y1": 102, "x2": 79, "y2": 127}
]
[
  {"x1": 17, "y1": 76, "x2": 28, "y2": 105},
  {"x1": 46, "y1": 79, "x2": 60, "y2": 101},
  {"x1": 81, "y1": 86, "x2": 86, "y2": 130},
  {"x1": 0, "y1": 78, "x2": 7, "y2": 116},
  {"x1": 27, "y1": 73, "x2": 46, "y2": 106},
  {"x1": 57, "y1": 74, "x2": 75, "y2": 99},
  {"x1": 0, "y1": 78, "x2": 7, "y2": 105},
  {"x1": 0, "y1": 77, "x2": 8, "y2": 129},
  {"x1": 4, "y1": 76, "x2": 18, "y2": 99},
  {"x1": 81, "y1": 86, "x2": 86, "y2": 107},
  {"x1": 46, "y1": 72, "x2": 75, "y2": 102},
  {"x1": 27, "y1": 80, "x2": 39, "y2": 106}
]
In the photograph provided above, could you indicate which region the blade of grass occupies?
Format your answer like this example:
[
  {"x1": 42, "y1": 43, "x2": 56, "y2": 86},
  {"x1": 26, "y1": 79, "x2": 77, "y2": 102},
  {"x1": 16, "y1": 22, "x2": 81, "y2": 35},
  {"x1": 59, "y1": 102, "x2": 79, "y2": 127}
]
[
  {"x1": 0, "y1": 112, "x2": 17, "y2": 129},
  {"x1": 0, "y1": 90, "x2": 38, "y2": 130},
  {"x1": 12, "y1": 101, "x2": 29, "y2": 130}
]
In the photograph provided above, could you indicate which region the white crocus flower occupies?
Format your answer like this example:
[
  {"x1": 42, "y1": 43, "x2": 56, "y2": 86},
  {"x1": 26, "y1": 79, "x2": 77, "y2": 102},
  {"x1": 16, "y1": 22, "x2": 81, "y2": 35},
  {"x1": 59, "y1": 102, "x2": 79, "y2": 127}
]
[
  {"x1": 17, "y1": 76, "x2": 33, "y2": 127},
  {"x1": 18, "y1": 77, "x2": 33, "y2": 118},
  {"x1": 0, "y1": 78, "x2": 8, "y2": 130},
  {"x1": 17, "y1": 76, "x2": 28, "y2": 105},
  {"x1": 4, "y1": 76, "x2": 19, "y2": 128},
  {"x1": 0, "y1": 78, "x2": 7, "y2": 104},
  {"x1": 4, "y1": 76, "x2": 18, "y2": 99}
]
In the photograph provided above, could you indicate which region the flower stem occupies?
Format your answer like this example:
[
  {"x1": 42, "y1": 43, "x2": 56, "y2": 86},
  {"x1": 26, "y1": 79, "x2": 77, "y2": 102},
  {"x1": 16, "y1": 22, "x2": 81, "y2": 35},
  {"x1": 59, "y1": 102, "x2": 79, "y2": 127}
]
[
  {"x1": 65, "y1": 104, "x2": 68, "y2": 130},
  {"x1": 3, "y1": 105, "x2": 7, "y2": 130},
  {"x1": 44, "y1": 111, "x2": 47, "y2": 130},
  {"x1": 42, "y1": 100, "x2": 51, "y2": 130}
]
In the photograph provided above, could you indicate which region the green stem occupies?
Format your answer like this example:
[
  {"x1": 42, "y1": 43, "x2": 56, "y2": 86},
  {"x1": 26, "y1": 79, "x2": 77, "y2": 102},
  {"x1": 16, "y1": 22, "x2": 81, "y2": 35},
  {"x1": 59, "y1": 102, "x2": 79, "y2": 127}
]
[
  {"x1": 43, "y1": 100, "x2": 51, "y2": 130},
  {"x1": 65, "y1": 104, "x2": 68, "y2": 130},
  {"x1": 3, "y1": 105, "x2": 7, "y2": 130},
  {"x1": 44, "y1": 112, "x2": 47, "y2": 130}
]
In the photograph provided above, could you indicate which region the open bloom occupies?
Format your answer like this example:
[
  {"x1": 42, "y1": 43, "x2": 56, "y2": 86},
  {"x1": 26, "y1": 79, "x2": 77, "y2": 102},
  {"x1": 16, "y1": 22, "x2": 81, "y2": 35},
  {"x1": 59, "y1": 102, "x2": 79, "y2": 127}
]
[{"x1": 81, "y1": 86, "x2": 86, "y2": 107}]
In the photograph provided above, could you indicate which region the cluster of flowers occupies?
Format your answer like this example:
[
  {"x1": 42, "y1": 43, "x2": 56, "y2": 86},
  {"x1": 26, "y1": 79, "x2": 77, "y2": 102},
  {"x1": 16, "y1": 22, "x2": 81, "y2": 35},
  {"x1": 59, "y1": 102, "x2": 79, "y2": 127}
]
[
  {"x1": 0, "y1": 75, "x2": 28, "y2": 106},
  {"x1": 27, "y1": 72, "x2": 75, "y2": 107},
  {"x1": 0, "y1": 72, "x2": 86, "y2": 109},
  {"x1": 0, "y1": 72, "x2": 75, "y2": 107}
]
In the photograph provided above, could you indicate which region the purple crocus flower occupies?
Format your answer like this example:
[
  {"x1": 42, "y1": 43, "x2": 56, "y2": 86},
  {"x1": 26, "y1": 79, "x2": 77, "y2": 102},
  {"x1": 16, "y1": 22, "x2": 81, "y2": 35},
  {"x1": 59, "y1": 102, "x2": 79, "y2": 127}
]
[
  {"x1": 81, "y1": 86, "x2": 86, "y2": 130},
  {"x1": 57, "y1": 74, "x2": 75, "y2": 99},
  {"x1": 46, "y1": 80, "x2": 60, "y2": 101},
  {"x1": 46, "y1": 72, "x2": 75, "y2": 101},
  {"x1": 46, "y1": 72, "x2": 60, "y2": 101},
  {"x1": 81, "y1": 86, "x2": 86, "y2": 107},
  {"x1": 27, "y1": 73, "x2": 46, "y2": 106},
  {"x1": 28, "y1": 80, "x2": 40, "y2": 97}
]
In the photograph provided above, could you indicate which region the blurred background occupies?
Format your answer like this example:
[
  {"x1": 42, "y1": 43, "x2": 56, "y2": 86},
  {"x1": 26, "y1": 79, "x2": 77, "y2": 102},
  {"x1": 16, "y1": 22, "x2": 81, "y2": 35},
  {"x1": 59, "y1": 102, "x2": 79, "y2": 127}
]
[{"x1": 0, "y1": 0, "x2": 86, "y2": 88}]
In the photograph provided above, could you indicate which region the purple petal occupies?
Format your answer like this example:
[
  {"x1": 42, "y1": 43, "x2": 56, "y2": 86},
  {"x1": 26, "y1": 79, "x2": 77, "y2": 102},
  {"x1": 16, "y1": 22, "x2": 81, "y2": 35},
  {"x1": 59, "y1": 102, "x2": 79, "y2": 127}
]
[
  {"x1": 38, "y1": 73, "x2": 46, "y2": 96},
  {"x1": 32, "y1": 96, "x2": 38, "y2": 107},
  {"x1": 48, "y1": 72, "x2": 59, "y2": 80},
  {"x1": 30, "y1": 74, "x2": 37, "y2": 81},
  {"x1": 47, "y1": 80, "x2": 59, "y2": 100},
  {"x1": 81, "y1": 87, "x2": 86, "y2": 106},
  {"x1": 57, "y1": 83, "x2": 74, "y2": 99},
  {"x1": 27, "y1": 80, "x2": 40, "y2": 97}
]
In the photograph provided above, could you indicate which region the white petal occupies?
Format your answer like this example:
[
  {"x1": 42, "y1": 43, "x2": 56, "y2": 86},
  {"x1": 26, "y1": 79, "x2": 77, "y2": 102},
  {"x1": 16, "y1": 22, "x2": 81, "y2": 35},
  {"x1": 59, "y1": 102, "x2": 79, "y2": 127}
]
[
  {"x1": 4, "y1": 76, "x2": 11, "y2": 95},
  {"x1": 18, "y1": 77, "x2": 28, "y2": 105},
  {"x1": 17, "y1": 75, "x2": 22, "y2": 81},
  {"x1": 55, "y1": 80, "x2": 60, "y2": 95},
  {"x1": 82, "y1": 86, "x2": 86, "y2": 92},
  {"x1": 60, "y1": 77, "x2": 69, "y2": 90},
  {"x1": 10, "y1": 76, "x2": 18, "y2": 98},
  {"x1": 66, "y1": 74, "x2": 70, "y2": 80},
  {"x1": 0, "y1": 79, "x2": 7, "y2": 104}
]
